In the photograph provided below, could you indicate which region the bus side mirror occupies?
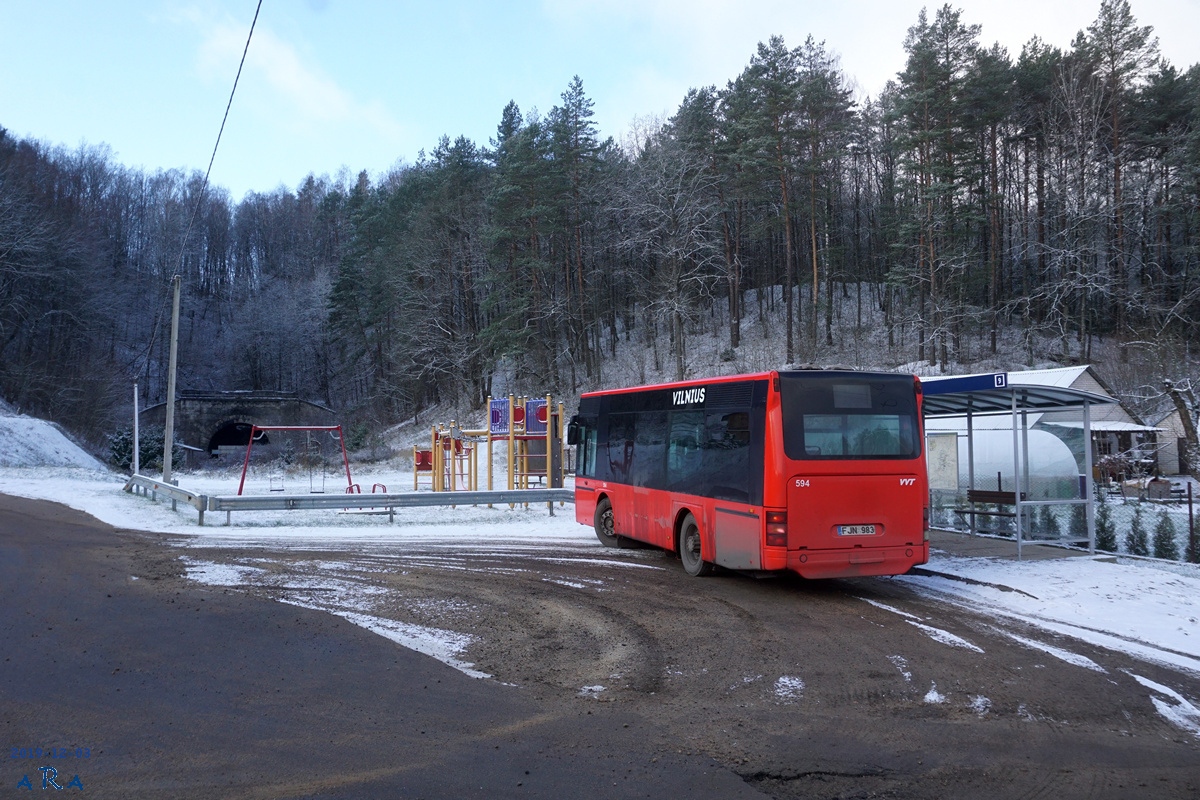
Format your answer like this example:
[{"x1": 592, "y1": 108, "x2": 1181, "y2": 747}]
[{"x1": 567, "y1": 416, "x2": 582, "y2": 446}]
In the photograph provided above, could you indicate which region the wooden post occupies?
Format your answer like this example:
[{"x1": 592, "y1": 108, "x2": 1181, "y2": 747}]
[
  {"x1": 545, "y1": 394, "x2": 553, "y2": 514},
  {"x1": 486, "y1": 396, "x2": 494, "y2": 493},
  {"x1": 162, "y1": 275, "x2": 181, "y2": 485},
  {"x1": 1189, "y1": 483, "x2": 1196, "y2": 563},
  {"x1": 558, "y1": 400, "x2": 565, "y2": 506},
  {"x1": 507, "y1": 394, "x2": 516, "y2": 494}
]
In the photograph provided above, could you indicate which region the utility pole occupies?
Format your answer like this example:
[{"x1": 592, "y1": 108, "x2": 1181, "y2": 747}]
[
  {"x1": 162, "y1": 275, "x2": 181, "y2": 485},
  {"x1": 132, "y1": 381, "x2": 140, "y2": 476}
]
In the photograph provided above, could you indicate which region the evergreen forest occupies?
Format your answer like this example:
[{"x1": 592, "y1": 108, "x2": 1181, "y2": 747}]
[{"x1": 1, "y1": 1, "x2": 1198, "y2": 450}]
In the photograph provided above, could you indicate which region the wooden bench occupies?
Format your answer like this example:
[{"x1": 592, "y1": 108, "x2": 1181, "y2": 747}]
[
  {"x1": 952, "y1": 489, "x2": 1028, "y2": 533},
  {"x1": 965, "y1": 489, "x2": 1026, "y2": 507}
]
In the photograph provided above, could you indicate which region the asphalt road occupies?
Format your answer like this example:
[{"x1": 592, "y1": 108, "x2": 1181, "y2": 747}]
[
  {"x1": 7, "y1": 492, "x2": 1200, "y2": 799},
  {"x1": 0, "y1": 494, "x2": 760, "y2": 799}
]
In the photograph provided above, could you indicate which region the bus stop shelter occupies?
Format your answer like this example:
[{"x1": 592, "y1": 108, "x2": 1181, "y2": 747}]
[{"x1": 921, "y1": 372, "x2": 1118, "y2": 557}]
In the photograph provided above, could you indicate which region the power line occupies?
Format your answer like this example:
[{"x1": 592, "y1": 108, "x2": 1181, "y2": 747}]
[
  {"x1": 138, "y1": 2, "x2": 261, "y2": 387},
  {"x1": 178, "y1": 0, "x2": 263, "y2": 272}
]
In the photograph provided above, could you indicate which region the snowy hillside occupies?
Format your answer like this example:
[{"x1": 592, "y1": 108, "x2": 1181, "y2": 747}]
[{"x1": 0, "y1": 402, "x2": 105, "y2": 469}]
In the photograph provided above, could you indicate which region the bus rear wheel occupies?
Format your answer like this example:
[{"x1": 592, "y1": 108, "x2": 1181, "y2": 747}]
[
  {"x1": 679, "y1": 513, "x2": 713, "y2": 577},
  {"x1": 594, "y1": 498, "x2": 621, "y2": 547}
]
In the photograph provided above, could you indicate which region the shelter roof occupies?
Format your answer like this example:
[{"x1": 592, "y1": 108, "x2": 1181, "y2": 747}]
[{"x1": 921, "y1": 372, "x2": 1117, "y2": 418}]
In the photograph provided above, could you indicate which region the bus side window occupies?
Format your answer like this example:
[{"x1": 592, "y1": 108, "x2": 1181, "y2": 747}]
[
  {"x1": 574, "y1": 420, "x2": 598, "y2": 477},
  {"x1": 667, "y1": 411, "x2": 704, "y2": 481},
  {"x1": 703, "y1": 411, "x2": 751, "y2": 502},
  {"x1": 583, "y1": 426, "x2": 598, "y2": 476},
  {"x1": 632, "y1": 411, "x2": 668, "y2": 487},
  {"x1": 606, "y1": 414, "x2": 635, "y2": 482}
]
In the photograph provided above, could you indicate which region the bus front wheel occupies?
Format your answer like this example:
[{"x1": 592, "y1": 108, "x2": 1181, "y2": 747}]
[
  {"x1": 679, "y1": 513, "x2": 714, "y2": 577},
  {"x1": 594, "y1": 498, "x2": 621, "y2": 547}
]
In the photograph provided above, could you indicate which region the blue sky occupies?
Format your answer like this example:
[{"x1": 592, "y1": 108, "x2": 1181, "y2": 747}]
[{"x1": 3, "y1": 0, "x2": 1196, "y2": 201}]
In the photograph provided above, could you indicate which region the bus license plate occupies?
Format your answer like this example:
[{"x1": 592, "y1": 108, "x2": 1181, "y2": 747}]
[{"x1": 838, "y1": 524, "x2": 876, "y2": 536}]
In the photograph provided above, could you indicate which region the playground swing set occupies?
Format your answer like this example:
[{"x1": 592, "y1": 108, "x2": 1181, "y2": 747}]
[
  {"x1": 414, "y1": 394, "x2": 566, "y2": 494},
  {"x1": 236, "y1": 425, "x2": 385, "y2": 496},
  {"x1": 232, "y1": 395, "x2": 565, "y2": 499}
]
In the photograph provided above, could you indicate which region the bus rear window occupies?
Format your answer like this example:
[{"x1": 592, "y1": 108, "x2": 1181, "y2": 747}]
[{"x1": 778, "y1": 373, "x2": 920, "y2": 460}]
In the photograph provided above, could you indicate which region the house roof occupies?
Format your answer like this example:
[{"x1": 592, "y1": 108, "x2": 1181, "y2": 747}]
[{"x1": 1041, "y1": 420, "x2": 1162, "y2": 432}]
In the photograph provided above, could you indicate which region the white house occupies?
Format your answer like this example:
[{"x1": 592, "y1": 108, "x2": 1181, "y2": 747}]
[{"x1": 1153, "y1": 408, "x2": 1190, "y2": 476}]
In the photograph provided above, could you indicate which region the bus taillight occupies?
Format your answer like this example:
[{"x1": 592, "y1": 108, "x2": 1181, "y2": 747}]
[
  {"x1": 766, "y1": 511, "x2": 787, "y2": 547},
  {"x1": 923, "y1": 506, "x2": 930, "y2": 540}
]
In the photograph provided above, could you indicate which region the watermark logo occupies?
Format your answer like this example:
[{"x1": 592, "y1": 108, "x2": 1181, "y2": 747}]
[
  {"x1": 11, "y1": 747, "x2": 89, "y2": 791},
  {"x1": 15, "y1": 766, "x2": 84, "y2": 790}
]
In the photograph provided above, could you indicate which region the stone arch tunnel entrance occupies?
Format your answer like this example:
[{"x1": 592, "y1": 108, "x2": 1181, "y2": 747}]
[
  {"x1": 206, "y1": 421, "x2": 269, "y2": 454},
  {"x1": 139, "y1": 391, "x2": 334, "y2": 460}
]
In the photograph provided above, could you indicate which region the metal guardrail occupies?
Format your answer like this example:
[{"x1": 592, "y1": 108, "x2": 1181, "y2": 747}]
[
  {"x1": 208, "y1": 488, "x2": 573, "y2": 512},
  {"x1": 124, "y1": 474, "x2": 209, "y2": 525},
  {"x1": 124, "y1": 476, "x2": 573, "y2": 526}
]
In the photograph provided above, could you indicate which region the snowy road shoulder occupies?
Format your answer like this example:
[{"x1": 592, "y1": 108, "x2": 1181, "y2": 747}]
[{"x1": 898, "y1": 553, "x2": 1200, "y2": 677}]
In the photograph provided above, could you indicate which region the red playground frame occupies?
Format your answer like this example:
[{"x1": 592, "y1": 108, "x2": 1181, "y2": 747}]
[{"x1": 236, "y1": 425, "x2": 354, "y2": 495}]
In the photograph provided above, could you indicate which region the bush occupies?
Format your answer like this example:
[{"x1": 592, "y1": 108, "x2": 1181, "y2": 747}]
[
  {"x1": 1125, "y1": 505, "x2": 1149, "y2": 557},
  {"x1": 993, "y1": 506, "x2": 1014, "y2": 535},
  {"x1": 107, "y1": 426, "x2": 183, "y2": 473},
  {"x1": 1095, "y1": 502, "x2": 1117, "y2": 552},
  {"x1": 1152, "y1": 511, "x2": 1179, "y2": 561},
  {"x1": 345, "y1": 421, "x2": 371, "y2": 452}
]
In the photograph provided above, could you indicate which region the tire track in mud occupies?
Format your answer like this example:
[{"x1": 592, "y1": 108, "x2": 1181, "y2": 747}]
[
  {"x1": 176, "y1": 543, "x2": 1200, "y2": 800},
  {"x1": 343, "y1": 547, "x2": 671, "y2": 697}
]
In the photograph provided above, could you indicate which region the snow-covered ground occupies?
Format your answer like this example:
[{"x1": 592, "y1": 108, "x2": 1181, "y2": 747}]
[
  {"x1": 3, "y1": 411, "x2": 1200, "y2": 736},
  {"x1": 0, "y1": 416, "x2": 104, "y2": 468}
]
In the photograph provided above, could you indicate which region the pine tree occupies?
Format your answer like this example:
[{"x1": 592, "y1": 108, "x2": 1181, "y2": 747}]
[
  {"x1": 1125, "y1": 505, "x2": 1149, "y2": 556},
  {"x1": 795, "y1": 35, "x2": 855, "y2": 345},
  {"x1": 1152, "y1": 511, "x2": 1179, "y2": 561},
  {"x1": 1187, "y1": 517, "x2": 1200, "y2": 565},
  {"x1": 1086, "y1": 0, "x2": 1160, "y2": 325},
  {"x1": 1068, "y1": 502, "x2": 1088, "y2": 540},
  {"x1": 1095, "y1": 501, "x2": 1117, "y2": 552},
  {"x1": 1038, "y1": 504, "x2": 1061, "y2": 538},
  {"x1": 895, "y1": 6, "x2": 981, "y2": 367},
  {"x1": 730, "y1": 36, "x2": 804, "y2": 363}
]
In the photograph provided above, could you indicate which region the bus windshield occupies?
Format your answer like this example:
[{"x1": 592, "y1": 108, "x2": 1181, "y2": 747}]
[{"x1": 778, "y1": 373, "x2": 920, "y2": 460}]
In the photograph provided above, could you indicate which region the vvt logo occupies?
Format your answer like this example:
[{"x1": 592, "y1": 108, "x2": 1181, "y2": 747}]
[{"x1": 899, "y1": 478, "x2": 916, "y2": 486}]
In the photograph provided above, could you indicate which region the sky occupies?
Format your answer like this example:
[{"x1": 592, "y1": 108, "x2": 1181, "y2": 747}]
[{"x1": 2, "y1": 0, "x2": 1198, "y2": 201}]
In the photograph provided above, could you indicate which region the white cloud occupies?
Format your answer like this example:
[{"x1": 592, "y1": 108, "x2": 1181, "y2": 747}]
[{"x1": 192, "y1": 11, "x2": 406, "y2": 142}]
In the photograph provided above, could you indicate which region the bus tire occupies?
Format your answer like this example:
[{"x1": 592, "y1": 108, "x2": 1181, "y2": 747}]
[
  {"x1": 594, "y1": 498, "x2": 621, "y2": 547},
  {"x1": 679, "y1": 513, "x2": 713, "y2": 577}
]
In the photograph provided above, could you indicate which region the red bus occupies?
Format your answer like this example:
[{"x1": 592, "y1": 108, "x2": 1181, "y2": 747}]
[{"x1": 568, "y1": 370, "x2": 929, "y2": 579}]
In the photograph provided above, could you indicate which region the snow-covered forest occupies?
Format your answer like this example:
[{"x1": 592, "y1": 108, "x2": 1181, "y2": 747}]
[{"x1": 0, "y1": 1, "x2": 1196, "y2": 448}]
